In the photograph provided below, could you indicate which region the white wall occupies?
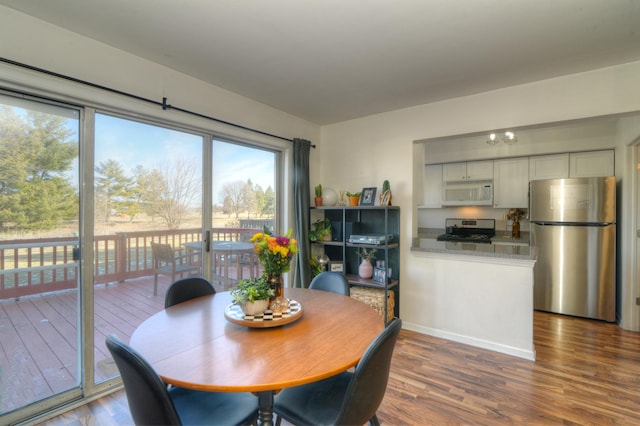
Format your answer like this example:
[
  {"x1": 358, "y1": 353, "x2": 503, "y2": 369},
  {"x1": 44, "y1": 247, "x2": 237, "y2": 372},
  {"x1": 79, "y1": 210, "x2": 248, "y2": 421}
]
[{"x1": 321, "y1": 61, "x2": 640, "y2": 334}]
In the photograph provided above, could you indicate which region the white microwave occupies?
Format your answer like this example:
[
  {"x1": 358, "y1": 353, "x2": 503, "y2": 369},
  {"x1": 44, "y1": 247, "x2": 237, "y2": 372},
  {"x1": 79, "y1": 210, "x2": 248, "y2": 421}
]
[{"x1": 441, "y1": 181, "x2": 493, "y2": 206}]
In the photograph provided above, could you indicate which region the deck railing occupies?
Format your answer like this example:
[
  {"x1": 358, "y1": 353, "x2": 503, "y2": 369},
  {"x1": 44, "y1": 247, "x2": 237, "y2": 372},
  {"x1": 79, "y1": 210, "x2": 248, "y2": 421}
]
[{"x1": 0, "y1": 227, "x2": 260, "y2": 299}]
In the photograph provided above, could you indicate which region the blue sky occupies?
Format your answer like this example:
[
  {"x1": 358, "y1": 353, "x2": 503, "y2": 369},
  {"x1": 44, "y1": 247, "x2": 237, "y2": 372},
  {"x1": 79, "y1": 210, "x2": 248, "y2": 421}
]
[{"x1": 95, "y1": 114, "x2": 275, "y2": 204}]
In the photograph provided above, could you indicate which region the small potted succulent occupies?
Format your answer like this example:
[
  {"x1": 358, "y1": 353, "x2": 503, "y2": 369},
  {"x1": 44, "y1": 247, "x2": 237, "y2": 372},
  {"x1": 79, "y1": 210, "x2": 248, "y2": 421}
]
[
  {"x1": 314, "y1": 184, "x2": 323, "y2": 206},
  {"x1": 231, "y1": 276, "x2": 274, "y2": 315},
  {"x1": 346, "y1": 191, "x2": 361, "y2": 206},
  {"x1": 380, "y1": 180, "x2": 392, "y2": 206}
]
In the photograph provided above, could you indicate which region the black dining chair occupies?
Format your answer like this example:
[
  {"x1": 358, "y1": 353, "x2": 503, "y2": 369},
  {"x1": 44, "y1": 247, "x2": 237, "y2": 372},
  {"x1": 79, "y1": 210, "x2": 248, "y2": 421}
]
[
  {"x1": 164, "y1": 276, "x2": 215, "y2": 308},
  {"x1": 308, "y1": 271, "x2": 350, "y2": 296},
  {"x1": 106, "y1": 334, "x2": 259, "y2": 426},
  {"x1": 273, "y1": 318, "x2": 402, "y2": 426}
]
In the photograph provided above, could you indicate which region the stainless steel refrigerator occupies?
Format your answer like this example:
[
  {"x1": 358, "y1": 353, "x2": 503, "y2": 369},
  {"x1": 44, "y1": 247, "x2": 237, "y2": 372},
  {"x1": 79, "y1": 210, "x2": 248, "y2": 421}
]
[{"x1": 530, "y1": 176, "x2": 616, "y2": 322}]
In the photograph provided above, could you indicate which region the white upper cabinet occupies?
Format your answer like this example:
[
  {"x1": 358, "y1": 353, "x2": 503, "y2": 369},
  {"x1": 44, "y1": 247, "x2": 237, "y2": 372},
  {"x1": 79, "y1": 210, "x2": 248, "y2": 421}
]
[
  {"x1": 442, "y1": 160, "x2": 493, "y2": 182},
  {"x1": 422, "y1": 164, "x2": 443, "y2": 208},
  {"x1": 569, "y1": 150, "x2": 615, "y2": 178},
  {"x1": 529, "y1": 154, "x2": 569, "y2": 180},
  {"x1": 493, "y1": 157, "x2": 529, "y2": 208}
]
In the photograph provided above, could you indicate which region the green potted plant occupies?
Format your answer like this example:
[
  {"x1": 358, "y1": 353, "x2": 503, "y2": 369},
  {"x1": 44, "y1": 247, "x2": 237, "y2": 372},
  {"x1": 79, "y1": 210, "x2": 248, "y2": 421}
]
[
  {"x1": 314, "y1": 184, "x2": 323, "y2": 206},
  {"x1": 309, "y1": 217, "x2": 332, "y2": 242},
  {"x1": 346, "y1": 191, "x2": 361, "y2": 206},
  {"x1": 309, "y1": 257, "x2": 323, "y2": 278},
  {"x1": 231, "y1": 276, "x2": 274, "y2": 315}
]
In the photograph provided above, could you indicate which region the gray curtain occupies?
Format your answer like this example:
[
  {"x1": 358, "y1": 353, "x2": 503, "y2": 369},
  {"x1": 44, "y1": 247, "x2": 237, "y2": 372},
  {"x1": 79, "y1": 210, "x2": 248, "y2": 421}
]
[{"x1": 292, "y1": 138, "x2": 311, "y2": 288}]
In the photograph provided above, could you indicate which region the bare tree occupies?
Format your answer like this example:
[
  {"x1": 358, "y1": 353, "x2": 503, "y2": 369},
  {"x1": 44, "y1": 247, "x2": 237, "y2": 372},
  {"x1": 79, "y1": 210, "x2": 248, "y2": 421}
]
[
  {"x1": 221, "y1": 180, "x2": 246, "y2": 219},
  {"x1": 135, "y1": 158, "x2": 200, "y2": 229}
]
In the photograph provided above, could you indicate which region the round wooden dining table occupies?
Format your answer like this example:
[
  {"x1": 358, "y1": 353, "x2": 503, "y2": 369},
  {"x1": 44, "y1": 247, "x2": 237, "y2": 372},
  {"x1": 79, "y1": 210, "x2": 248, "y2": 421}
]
[{"x1": 129, "y1": 287, "x2": 384, "y2": 426}]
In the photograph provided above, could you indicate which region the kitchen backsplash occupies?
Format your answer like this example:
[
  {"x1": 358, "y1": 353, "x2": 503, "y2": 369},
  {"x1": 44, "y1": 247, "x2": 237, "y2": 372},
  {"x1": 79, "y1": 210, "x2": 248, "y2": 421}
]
[{"x1": 417, "y1": 206, "x2": 530, "y2": 232}]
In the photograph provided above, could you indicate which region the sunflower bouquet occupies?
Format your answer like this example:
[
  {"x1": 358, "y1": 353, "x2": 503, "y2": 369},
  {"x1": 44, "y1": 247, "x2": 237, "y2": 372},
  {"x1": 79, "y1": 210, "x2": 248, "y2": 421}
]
[{"x1": 250, "y1": 228, "x2": 299, "y2": 276}]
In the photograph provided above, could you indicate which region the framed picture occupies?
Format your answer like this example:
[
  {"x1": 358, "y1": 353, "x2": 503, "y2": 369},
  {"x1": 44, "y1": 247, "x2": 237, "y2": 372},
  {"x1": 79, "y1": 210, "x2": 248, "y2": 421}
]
[
  {"x1": 373, "y1": 267, "x2": 387, "y2": 284},
  {"x1": 380, "y1": 190, "x2": 392, "y2": 206},
  {"x1": 329, "y1": 261, "x2": 344, "y2": 273},
  {"x1": 360, "y1": 187, "x2": 377, "y2": 206}
]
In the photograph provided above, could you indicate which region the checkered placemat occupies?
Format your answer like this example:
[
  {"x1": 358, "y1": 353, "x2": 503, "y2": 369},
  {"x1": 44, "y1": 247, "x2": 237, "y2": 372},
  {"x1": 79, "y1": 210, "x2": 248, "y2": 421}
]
[{"x1": 225, "y1": 299, "x2": 302, "y2": 323}]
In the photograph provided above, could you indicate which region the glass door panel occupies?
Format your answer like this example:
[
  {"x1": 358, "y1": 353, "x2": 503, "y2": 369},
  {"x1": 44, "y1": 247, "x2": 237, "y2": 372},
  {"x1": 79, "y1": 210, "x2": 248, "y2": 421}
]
[
  {"x1": 0, "y1": 94, "x2": 80, "y2": 414},
  {"x1": 93, "y1": 113, "x2": 203, "y2": 383},
  {"x1": 210, "y1": 139, "x2": 276, "y2": 290}
]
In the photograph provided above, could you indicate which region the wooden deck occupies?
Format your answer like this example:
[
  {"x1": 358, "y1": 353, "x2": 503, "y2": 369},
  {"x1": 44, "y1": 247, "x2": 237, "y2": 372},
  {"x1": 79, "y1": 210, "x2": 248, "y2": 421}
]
[{"x1": 0, "y1": 269, "x2": 244, "y2": 414}]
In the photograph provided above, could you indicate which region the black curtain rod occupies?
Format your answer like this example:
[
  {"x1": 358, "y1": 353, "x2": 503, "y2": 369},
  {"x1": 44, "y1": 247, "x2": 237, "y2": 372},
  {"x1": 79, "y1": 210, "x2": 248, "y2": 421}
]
[{"x1": 1, "y1": 57, "x2": 315, "y2": 147}]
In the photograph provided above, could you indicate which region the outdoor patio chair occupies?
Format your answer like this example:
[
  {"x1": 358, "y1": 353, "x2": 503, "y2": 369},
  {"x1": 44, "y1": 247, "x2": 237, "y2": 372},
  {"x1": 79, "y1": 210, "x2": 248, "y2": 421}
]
[{"x1": 150, "y1": 242, "x2": 200, "y2": 296}]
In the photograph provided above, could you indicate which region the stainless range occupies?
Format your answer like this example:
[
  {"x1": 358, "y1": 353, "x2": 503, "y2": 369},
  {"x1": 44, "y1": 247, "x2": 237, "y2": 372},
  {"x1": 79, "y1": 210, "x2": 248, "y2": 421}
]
[{"x1": 436, "y1": 218, "x2": 495, "y2": 244}]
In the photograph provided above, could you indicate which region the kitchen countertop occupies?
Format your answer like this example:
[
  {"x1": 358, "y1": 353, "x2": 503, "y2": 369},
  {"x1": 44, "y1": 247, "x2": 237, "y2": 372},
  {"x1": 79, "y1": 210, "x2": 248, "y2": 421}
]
[{"x1": 412, "y1": 228, "x2": 535, "y2": 260}]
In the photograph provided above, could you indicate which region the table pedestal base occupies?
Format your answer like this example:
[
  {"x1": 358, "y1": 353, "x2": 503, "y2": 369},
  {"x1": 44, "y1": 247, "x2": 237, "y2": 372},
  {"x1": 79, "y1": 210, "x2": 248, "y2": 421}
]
[{"x1": 257, "y1": 390, "x2": 275, "y2": 426}]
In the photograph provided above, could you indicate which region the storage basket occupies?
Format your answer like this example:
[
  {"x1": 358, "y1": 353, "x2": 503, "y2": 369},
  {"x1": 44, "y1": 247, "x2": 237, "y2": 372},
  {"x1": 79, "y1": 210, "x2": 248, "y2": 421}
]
[{"x1": 350, "y1": 287, "x2": 395, "y2": 322}]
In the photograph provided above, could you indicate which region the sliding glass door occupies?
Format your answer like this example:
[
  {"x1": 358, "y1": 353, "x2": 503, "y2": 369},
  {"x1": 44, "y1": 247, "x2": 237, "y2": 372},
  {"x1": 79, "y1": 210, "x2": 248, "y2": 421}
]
[
  {"x1": 92, "y1": 113, "x2": 204, "y2": 384},
  {"x1": 0, "y1": 94, "x2": 81, "y2": 415},
  {"x1": 0, "y1": 90, "x2": 283, "y2": 424},
  {"x1": 208, "y1": 139, "x2": 277, "y2": 289}
]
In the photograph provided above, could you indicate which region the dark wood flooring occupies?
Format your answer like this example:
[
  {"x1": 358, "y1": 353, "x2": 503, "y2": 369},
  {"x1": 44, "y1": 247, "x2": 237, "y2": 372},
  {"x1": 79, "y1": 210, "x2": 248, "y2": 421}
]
[{"x1": 38, "y1": 310, "x2": 640, "y2": 425}]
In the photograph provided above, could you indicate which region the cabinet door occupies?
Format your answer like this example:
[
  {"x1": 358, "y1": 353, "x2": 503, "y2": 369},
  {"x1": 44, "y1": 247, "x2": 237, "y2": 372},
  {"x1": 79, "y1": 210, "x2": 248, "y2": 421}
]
[
  {"x1": 422, "y1": 164, "x2": 442, "y2": 207},
  {"x1": 569, "y1": 150, "x2": 614, "y2": 177},
  {"x1": 442, "y1": 160, "x2": 493, "y2": 181},
  {"x1": 442, "y1": 162, "x2": 467, "y2": 182},
  {"x1": 529, "y1": 154, "x2": 569, "y2": 180},
  {"x1": 493, "y1": 157, "x2": 529, "y2": 208},
  {"x1": 466, "y1": 160, "x2": 493, "y2": 181}
]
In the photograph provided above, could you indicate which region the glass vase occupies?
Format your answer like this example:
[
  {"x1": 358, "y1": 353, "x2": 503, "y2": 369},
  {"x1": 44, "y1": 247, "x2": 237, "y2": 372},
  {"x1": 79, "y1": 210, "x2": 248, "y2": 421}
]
[{"x1": 266, "y1": 274, "x2": 289, "y2": 313}]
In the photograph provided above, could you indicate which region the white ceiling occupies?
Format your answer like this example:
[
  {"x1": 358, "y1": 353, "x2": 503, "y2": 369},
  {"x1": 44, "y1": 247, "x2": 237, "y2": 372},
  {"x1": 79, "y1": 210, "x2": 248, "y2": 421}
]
[{"x1": 2, "y1": 0, "x2": 640, "y2": 125}]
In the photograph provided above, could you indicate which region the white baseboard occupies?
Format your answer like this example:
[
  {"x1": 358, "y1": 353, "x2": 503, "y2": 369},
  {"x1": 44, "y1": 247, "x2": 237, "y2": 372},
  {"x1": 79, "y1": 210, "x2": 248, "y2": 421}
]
[{"x1": 402, "y1": 321, "x2": 536, "y2": 361}]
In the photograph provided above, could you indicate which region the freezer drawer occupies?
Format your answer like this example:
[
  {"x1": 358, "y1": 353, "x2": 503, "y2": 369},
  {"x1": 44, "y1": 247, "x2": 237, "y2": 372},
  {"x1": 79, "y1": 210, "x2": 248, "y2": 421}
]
[{"x1": 533, "y1": 223, "x2": 615, "y2": 321}]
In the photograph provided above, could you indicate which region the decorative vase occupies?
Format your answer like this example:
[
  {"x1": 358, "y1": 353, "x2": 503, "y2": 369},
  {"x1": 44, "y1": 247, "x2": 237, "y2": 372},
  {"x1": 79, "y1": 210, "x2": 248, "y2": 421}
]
[
  {"x1": 241, "y1": 299, "x2": 269, "y2": 316},
  {"x1": 322, "y1": 188, "x2": 338, "y2": 206},
  {"x1": 266, "y1": 274, "x2": 289, "y2": 313},
  {"x1": 358, "y1": 259, "x2": 373, "y2": 279}
]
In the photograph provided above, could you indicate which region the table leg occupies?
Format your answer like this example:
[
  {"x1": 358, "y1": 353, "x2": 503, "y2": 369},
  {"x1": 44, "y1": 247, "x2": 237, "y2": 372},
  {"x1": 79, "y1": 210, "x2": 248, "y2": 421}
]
[{"x1": 257, "y1": 390, "x2": 275, "y2": 426}]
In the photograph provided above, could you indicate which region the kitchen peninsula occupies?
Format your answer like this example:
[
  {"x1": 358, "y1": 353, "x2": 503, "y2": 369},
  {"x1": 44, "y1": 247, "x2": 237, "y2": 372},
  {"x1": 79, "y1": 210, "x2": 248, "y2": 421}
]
[
  {"x1": 409, "y1": 227, "x2": 537, "y2": 361},
  {"x1": 413, "y1": 227, "x2": 535, "y2": 260}
]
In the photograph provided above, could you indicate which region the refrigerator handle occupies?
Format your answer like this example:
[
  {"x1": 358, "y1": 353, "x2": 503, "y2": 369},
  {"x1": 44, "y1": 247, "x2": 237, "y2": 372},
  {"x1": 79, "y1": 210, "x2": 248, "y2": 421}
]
[{"x1": 526, "y1": 182, "x2": 531, "y2": 219}]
